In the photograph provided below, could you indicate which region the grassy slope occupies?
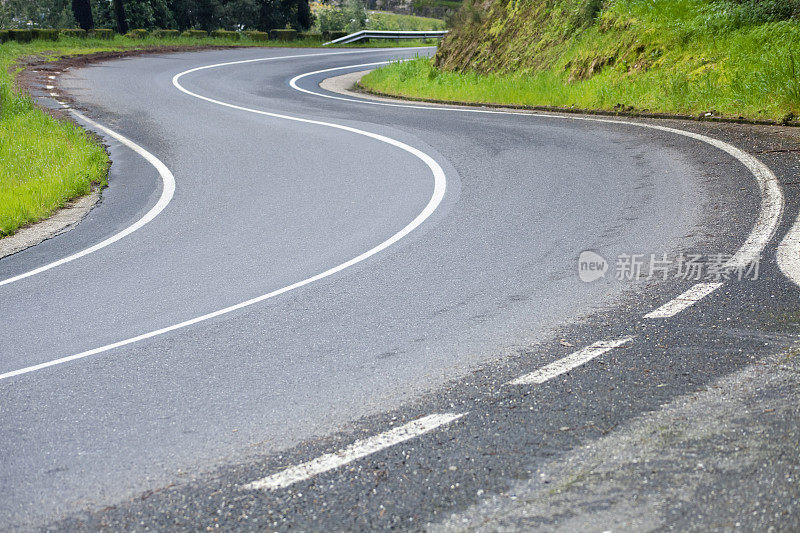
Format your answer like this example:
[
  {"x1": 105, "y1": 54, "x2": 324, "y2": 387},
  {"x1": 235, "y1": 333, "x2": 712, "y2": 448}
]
[
  {"x1": 368, "y1": 11, "x2": 447, "y2": 30},
  {"x1": 0, "y1": 36, "x2": 435, "y2": 238},
  {"x1": 361, "y1": 0, "x2": 800, "y2": 122}
]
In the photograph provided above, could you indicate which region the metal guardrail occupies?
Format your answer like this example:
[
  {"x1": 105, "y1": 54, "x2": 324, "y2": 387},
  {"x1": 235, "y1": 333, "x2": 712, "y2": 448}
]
[{"x1": 323, "y1": 30, "x2": 448, "y2": 46}]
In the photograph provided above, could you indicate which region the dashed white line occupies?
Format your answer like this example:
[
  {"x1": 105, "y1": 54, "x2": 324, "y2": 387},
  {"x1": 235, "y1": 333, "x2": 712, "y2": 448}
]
[
  {"x1": 643, "y1": 282, "x2": 724, "y2": 319},
  {"x1": 242, "y1": 413, "x2": 465, "y2": 490},
  {"x1": 508, "y1": 336, "x2": 635, "y2": 385}
]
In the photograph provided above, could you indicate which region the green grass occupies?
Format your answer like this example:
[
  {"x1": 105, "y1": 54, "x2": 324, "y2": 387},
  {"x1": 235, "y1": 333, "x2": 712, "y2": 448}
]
[
  {"x1": 361, "y1": 0, "x2": 800, "y2": 123},
  {"x1": 367, "y1": 11, "x2": 447, "y2": 31},
  {"x1": 0, "y1": 35, "x2": 436, "y2": 238}
]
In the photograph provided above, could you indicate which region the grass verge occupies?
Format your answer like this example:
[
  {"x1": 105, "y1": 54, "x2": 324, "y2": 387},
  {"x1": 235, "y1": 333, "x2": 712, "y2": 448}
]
[
  {"x1": 360, "y1": 0, "x2": 800, "y2": 124},
  {"x1": 0, "y1": 36, "x2": 436, "y2": 238}
]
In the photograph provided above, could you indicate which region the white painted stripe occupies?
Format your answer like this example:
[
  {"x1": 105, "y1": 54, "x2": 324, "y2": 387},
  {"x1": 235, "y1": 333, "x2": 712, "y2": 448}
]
[
  {"x1": 49, "y1": 92, "x2": 59, "y2": 97},
  {"x1": 777, "y1": 221, "x2": 800, "y2": 288},
  {"x1": 292, "y1": 62, "x2": 784, "y2": 318},
  {"x1": 0, "y1": 50, "x2": 425, "y2": 288},
  {"x1": 509, "y1": 337, "x2": 634, "y2": 385},
  {"x1": 243, "y1": 413, "x2": 465, "y2": 491},
  {"x1": 47, "y1": 75, "x2": 55, "y2": 79},
  {"x1": 0, "y1": 50, "x2": 447, "y2": 381},
  {"x1": 0, "y1": 109, "x2": 176, "y2": 287},
  {"x1": 45, "y1": 85, "x2": 54, "y2": 89},
  {"x1": 643, "y1": 282, "x2": 724, "y2": 319}
]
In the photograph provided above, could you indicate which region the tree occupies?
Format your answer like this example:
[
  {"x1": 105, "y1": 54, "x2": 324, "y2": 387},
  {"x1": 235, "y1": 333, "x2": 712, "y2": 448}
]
[
  {"x1": 71, "y1": 0, "x2": 95, "y2": 29},
  {"x1": 112, "y1": 0, "x2": 128, "y2": 32}
]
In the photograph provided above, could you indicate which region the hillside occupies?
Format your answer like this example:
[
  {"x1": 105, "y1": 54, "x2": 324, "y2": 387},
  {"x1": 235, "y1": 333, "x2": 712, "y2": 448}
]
[{"x1": 361, "y1": 0, "x2": 800, "y2": 122}]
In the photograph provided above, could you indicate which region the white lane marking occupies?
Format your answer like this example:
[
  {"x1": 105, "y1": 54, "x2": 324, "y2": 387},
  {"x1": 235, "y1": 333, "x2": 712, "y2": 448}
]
[
  {"x1": 509, "y1": 337, "x2": 634, "y2": 386},
  {"x1": 643, "y1": 282, "x2": 724, "y2": 319},
  {"x1": 0, "y1": 109, "x2": 176, "y2": 287},
  {"x1": 291, "y1": 62, "x2": 784, "y2": 318},
  {"x1": 242, "y1": 413, "x2": 465, "y2": 491},
  {"x1": 0, "y1": 52, "x2": 447, "y2": 381},
  {"x1": 777, "y1": 218, "x2": 800, "y2": 288},
  {"x1": 45, "y1": 85, "x2": 54, "y2": 89},
  {"x1": 0, "y1": 50, "x2": 428, "y2": 289}
]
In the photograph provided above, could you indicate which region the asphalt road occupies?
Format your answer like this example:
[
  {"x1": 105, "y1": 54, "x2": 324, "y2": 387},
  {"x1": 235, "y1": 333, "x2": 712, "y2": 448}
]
[{"x1": 3, "y1": 47, "x2": 798, "y2": 530}]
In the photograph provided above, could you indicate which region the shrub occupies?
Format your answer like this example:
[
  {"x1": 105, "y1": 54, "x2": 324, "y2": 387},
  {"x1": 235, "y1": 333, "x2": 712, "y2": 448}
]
[
  {"x1": 298, "y1": 31, "x2": 323, "y2": 41},
  {"x1": 210, "y1": 29, "x2": 239, "y2": 40},
  {"x1": 89, "y1": 28, "x2": 113, "y2": 39},
  {"x1": 0, "y1": 30, "x2": 9, "y2": 44},
  {"x1": 244, "y1": 30, "x2": 269, "y2": 41},
  {"x1": 322, "y1": 30, "x2": 349, "y2": 42},
  {"x1": 181, "y1": 29, "x2": 208, "y2": 38},
  {"x1": 125, "y1": 29, "x2": 148, "y2": 39},
  {"x1": 152, "y1": 29, "x2": 179, "y2": 38},
  {"x1": 8, "y1": 30, "x2": 34, "y2": 43},
  {"x1": 270, "y1": 29, "x2": 297, "y2": 41},
  {"x1": 32, "y1": 29, "x2": 59, "y2": 41},
  {"x1": 60, "y1": 28, "x2": 87, "y2": 38}
]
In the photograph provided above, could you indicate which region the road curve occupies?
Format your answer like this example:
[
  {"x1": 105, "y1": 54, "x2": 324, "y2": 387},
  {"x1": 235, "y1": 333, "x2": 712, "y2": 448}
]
[{"x1": 1, "y1": 47, "x2": 766, "y2": 528}]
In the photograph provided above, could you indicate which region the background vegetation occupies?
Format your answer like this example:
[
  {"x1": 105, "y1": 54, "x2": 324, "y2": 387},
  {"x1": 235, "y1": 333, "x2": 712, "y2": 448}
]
[{"x1": 362, "y1": 0, "x2": 800, "y2": 122}]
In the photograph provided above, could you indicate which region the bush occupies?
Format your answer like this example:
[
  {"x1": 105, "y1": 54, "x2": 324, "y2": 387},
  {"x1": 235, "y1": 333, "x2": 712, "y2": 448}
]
[
  {"x1": 8, "y1": 30, "x2": 33, "y2": 43},
  {"x1": 322, "y1": 30, "x2": 349, "y2": 42},
  {"x1": 243, "y1": 30, "x2": 269, "y2": 41},
  {"x1": 316, "y1": 0, "x2": 367, "y2": 33},
  {"x1": 152, "y1": 29, "x2": 179, "y2": 38},
  {"x1": 181, "y1": 29, "x2": 208, "y2": 38},
  {"x1": 125, "y1": 28, "x2": 148, "y2": 38},
  {"x1": 210, "y1": 29, "x2": 239, "y2": 40},
  {"x1": 270, "y1": 29, "x2": 297, "y2": 41},
  {"x1": 298, "y1": 31, "x2": 323, "y2": 41},
  {"x1": 60, "y1": 28, "x2": 87, "y2": 38},
  {"x1": 32, "y1": 29, "x2": 59, "y2": 41},
  {"x1": 89, "y1": 28, "x2": 113, "y2": 39}
]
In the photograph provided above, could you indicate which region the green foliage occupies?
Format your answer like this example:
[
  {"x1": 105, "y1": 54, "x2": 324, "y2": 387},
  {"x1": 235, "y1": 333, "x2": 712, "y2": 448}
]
[
  {"x1": 367, "y1": 12, "x2": 446, "y2": 30},
  {"x1": 32, "y1": 28, "x2": 60, "y2": 40},
  {"x1": 211, "y1": 29, "x2": 240, "y2": 39},
  {"x1": 89, "y1": 28, "x2": 114, "y2": 38},
  {"x1": 297, "y1": 31, "x2": 322, "y2": 40},
  {"x1": 322, "y1": 30, "x2": 348, "y2": 41},
  {"x1": 8, "y1": 29, "x2": 34, "y2": 43},
  {"x1": 269, "y1": 28, "x2": 296, "y2": 40},
  {"x1": 363, "y1": 0, "x2": 800, "y2": 122},
  {"x1": 315, "y1": 0, "x2": 367, "y2": 33},
  {"x1": 124, "y1": 28, "x2": 149, "y2": 38},
  {"x1": 0, "y1": 30, "x2": 8, "y2": 43},
  {"x1": 151, "y1": 28, "x2": 179, "y2": 37},
  {"x1": 60, "y1": 28, "x2": 88, "y2": 37},
  {"x1": 0, "y1": 0, "x2": 76, "y2": 29},
  {"x1": 181, "y1": 29, "x2": 209, "y2": 37},
  {"x1": 243, "y1": 30, "x2": 269, "y2": 40}
]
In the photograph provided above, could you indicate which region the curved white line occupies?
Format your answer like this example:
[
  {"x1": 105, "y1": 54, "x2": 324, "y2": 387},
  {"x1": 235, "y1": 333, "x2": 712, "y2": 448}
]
[
  {"x1": 0, "y1": 109, "x2": 176, "y2": 287},
  {"x1": 0, "y1": 50, "x2": 447, "y2": 382},
  {"x1": 291, "y1": 62, "x2": 784, "y2": 304},
  {"x1": 0, "y1": 49, "x2": 428, "y2": 288}
]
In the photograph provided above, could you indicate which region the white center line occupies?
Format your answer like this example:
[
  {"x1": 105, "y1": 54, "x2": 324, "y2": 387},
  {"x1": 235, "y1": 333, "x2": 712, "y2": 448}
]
[
  {"x1": 242, "y1": 413, "x2": 465, "y2": 491},
  {"x1": 643, "y1": 282, "x2": 724, "y2": 319},
  {"x1": 508, "y1": 336, "x2": 635, "y2": 386}
]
